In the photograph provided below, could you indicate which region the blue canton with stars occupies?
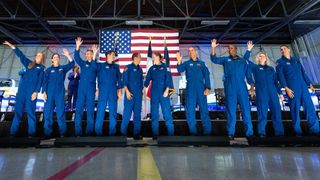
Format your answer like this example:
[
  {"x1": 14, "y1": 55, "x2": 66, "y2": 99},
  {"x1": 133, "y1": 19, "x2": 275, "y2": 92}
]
[{"x1": 99, "y1": 30, "x2": 131, "y2": 54}]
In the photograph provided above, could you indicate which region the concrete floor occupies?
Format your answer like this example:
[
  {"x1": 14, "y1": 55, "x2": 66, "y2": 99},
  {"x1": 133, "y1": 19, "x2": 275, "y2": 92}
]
[{"x1": 0, "y1": 142, "x2": 320, "y2": 180}]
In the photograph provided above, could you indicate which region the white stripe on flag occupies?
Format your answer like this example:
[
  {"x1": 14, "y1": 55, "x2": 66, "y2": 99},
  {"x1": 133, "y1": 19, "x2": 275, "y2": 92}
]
[{"x1": 131, "y1": 32, "x2": 179, "y2": 37}]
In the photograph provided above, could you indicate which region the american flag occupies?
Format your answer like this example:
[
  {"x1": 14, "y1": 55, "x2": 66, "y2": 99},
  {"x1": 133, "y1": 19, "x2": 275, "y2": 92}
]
[{"x1": 99, "y1": 29, "x2": 180, "y2": 76}]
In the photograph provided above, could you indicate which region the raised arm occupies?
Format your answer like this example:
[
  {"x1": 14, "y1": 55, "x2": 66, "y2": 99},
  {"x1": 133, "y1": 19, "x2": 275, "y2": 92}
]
[
  {"x1": 61, "y1": 48, "x2": 75, "y2": 72},
  {"x1": 210, "y1": 39, "x2": 226, "y2": 65},
  {"x1": 244, "y1": 41, "x2": 254, "y2": 60},
  {"x1": 176, "y1": 52, "x2": 186, "y2": 73},
  {"x1": 92, "y1": 44, "x2": 99, "y2": 61},
  {"x1": 244, "y1": 41, "x2": 259, "y2": 70},
  {"x1": 3, "y1": 41, "x2": 32, "y2": 67},
  {"x1": 74, "y1": 37, "x2": 85, "y2": 67}
]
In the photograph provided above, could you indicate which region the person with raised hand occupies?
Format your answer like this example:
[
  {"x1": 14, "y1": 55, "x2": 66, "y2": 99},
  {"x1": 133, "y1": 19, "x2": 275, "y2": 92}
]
[
  {"x1": 210, "y1": 39, "x2": 254, "y2": 139},
  {"x1": 3, "y1": 40, "x2": 45, "y2": 137},
  {"x1": 176, "y1": 47, "x2": 212, "y2": 136},
  {"x1": 73, "y1": 37, "x2": 98, "y2": 136},
  {"x1": 42, "y1": 49, "x2": 74, "y2": 138},
  {"x1": 244, "y1": 41, "x2": 284, "y2": 138}
]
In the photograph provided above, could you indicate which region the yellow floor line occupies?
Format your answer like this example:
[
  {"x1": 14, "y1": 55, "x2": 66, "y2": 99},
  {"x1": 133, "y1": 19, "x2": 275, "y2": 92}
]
[{"x1": 137, "y1": 147, "x2": 162, "y2": 180}]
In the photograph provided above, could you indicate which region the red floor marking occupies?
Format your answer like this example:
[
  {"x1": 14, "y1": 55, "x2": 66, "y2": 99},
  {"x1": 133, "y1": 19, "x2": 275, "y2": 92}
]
[{"x1": 47, "y1": 147, "x2": 105, "y2": 180}]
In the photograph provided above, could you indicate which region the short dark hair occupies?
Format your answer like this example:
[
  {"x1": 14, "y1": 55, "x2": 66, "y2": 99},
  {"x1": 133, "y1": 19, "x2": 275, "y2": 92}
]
[
  {"x1": 132, "y1": 53, "x2": 140, "y2": 60},
  {"x1": 105, "y1": 50, "x2": 115, "y2": 57},
  {"x1": 229, "y1": 44, "x2": 238, "y2": 49},
  {"x1": 153, "y1": 52, "x2": 162, "y2": 59},
  {"x1": 86, "y1": 49, "x2": 93, "y2": 53},
  {"x1": 280, "y1": 44, "x2": 290, "y2": 49},
  {"x1": 51, "y1": 53, "x2": 60, "y2": 59}
]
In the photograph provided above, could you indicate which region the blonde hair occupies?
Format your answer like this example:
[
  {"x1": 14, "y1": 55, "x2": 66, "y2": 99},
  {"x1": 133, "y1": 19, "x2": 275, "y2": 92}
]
[{"x1": 255, "y1": 52, "x2": 269, "y2": 65}]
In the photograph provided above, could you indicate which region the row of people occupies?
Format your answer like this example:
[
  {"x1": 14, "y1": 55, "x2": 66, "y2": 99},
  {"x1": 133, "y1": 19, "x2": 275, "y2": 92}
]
[
  {"x1": 176, "y1": 39, "x2": 319, "y2": 139},
  {"x1": 2, "y1": 37, "x2": 319, "y2": 139},
  {"x1": 3, "y1": 38, "x2": 175, "y2": 139},
  {"x1": 209, "y1": 39, "x2": 319, "y2": 138}
]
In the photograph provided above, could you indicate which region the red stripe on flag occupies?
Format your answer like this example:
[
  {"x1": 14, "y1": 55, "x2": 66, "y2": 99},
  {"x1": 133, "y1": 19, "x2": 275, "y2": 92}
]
[
  {"x1": 100, "y1": 29, "x2": 180, "y2": 76},
  {"x1": 131, "y1": 36, "x2": 179, "y2": 40},
  {"x1": 131, "y1": 29, "x2": 179, "y2": 33},
  {"x1": 171, "y1": 72, "x2": 180, "y2": 76}
]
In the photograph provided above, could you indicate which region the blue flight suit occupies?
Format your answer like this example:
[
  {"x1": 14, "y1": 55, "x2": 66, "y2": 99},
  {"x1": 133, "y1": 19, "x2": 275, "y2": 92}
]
[
  {"x1": 10, "y1": 48, "x2": 45, "y2": 136},
  {"x1": 67, "y1": 72, "x2": 80, "y2": 110},
  {"x1": 144, "y1": 63, "x2": 175, "y2": 136},
  {"x1": 211, "y1": 52, "x2": 253, "y2": 137},
  {"x1": 245, "y1": 52, "x2": 284, "y2": 136},
  {"x1": 74, "y1": 50, "x2": 98, "y2": 136},
  {"x1": 120, "y1": 63, "x2": 143, "y2": 136},
  {"x1": 177, "y1": 59, "x2": 212, "y2": 135},
  {"x1": 276, "y1": 56, "x2": 319, "y2": 135},
  {"x1": 42, "y1": 61, "x2": 75, "y2": 136},
  {"x1": 95, "y1": 62, "x2": 122, "y2": 136}
]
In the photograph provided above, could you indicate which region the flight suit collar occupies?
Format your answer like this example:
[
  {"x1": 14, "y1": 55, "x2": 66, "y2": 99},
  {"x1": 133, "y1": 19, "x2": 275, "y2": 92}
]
[
  {"x1": 229, "y1": 55, "x2": 240, "y2": 60},
  {"x1": 86, "y1": 59, "x2": 95, "y2": 64},
  {"x1": 281, "y1": 55, "x2": 293, "y2": 61},
  {"x1": 35, "y1": 63, "x2": 43, "y2": 68},
  {"x1": 131, "y1": 62, "x2": 140, "y2": 68},
  {"x1": 52, "y1": 64, "x2": 61, "y2": 69},
  {"x1": 105, "y1": 62, "x2": 115, "y2": 67},
  {"x1": 258, "y1": 64, "x2": 268, "y2": 68},
  {"x1": 189, "y1": 58, "x2": 199, "y2": 62},
  {"x1": 154, "y1": 62, "x2": 164, "y2": 67}
]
